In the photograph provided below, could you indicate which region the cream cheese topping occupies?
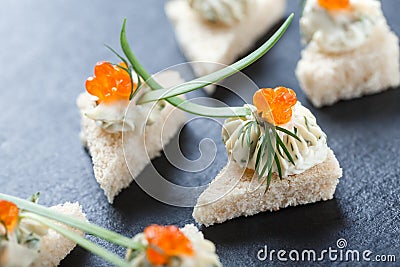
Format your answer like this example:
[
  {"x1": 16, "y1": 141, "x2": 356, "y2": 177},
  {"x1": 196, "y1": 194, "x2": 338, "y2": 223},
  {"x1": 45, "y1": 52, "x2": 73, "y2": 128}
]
[
  {"x1": 300, "y1": 0, "x2": 385, "y2": 53},
  {"x1": 84, "y1": 71, "x2": 183, "y2": 134},
  {"x1": 0, "y1": 219, "x2": 48, "y2": 267},
  {"x1": 84, "y1": 97, "x2": 164, "y2": 133},
  {"x1": 222, "y1": 102, "x2": 328, "y2": 177},
  {"x1": 188, "y1": 0, "x2": 250, "y2": 25}
]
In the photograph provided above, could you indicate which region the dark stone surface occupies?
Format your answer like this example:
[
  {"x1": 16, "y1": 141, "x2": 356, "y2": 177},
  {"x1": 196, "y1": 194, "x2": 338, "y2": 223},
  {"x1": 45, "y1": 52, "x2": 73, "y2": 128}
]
[{"x1": 0, "y1": 0, "x2": 399, "y2": 266}]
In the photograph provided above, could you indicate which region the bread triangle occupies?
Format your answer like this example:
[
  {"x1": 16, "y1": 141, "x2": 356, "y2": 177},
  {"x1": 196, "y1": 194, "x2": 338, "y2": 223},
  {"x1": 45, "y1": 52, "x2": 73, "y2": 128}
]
[
  {"x1": 193, "y1": 149, "x2": 342, "y2": 226},
  {"x1": 296, "y1": 22, "x2": 400, "y2": 107},
  {"x1": 77, "y1": 72, "x2": 186, "y2": 203},
  {"x1": 165, "y1": 0, "x2": 287, "y2": 82}
]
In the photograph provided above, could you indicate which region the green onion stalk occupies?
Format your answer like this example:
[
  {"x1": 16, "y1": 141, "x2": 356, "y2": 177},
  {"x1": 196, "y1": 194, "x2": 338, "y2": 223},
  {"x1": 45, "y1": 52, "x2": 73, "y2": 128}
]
[{"x1": 117, "y1": 14, "x2": 294, "y2": 117}]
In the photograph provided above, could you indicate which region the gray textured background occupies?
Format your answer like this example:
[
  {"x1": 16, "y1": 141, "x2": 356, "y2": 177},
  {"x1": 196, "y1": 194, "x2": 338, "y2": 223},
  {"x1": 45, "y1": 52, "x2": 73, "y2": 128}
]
[{"x1": 0, "y1": 0, "x2": 399, "y2": 266}]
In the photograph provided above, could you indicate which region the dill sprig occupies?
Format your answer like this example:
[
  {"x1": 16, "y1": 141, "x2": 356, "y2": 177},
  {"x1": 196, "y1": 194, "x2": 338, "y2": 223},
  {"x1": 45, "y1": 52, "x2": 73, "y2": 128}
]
[{"x1": 236, "y1": 113, "x2": 301, "y2": 193}]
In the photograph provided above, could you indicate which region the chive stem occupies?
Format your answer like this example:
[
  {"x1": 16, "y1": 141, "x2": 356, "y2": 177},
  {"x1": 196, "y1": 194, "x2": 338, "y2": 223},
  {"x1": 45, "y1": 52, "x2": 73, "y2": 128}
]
[
  {"x1": 137, "y1": 14, "x2": 294, "y2": 104},
  {"x1": 21, "y1": 212, "x2": 131, "y2": 267},
  {"x1": 119, "y1": 14, "x2": 294, "y2": 118}
]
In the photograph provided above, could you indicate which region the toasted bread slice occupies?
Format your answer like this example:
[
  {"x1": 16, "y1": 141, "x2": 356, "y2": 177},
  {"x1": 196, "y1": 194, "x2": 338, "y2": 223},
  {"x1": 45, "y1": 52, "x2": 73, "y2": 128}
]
[
  {"x1": 77, "y1": 92, "x2": 186, "y2": 203},
  {"x1": 296, "y1": 23, "x2": 400, "y2": 107},
  {"x1": 165, "y1": 0, "x2": 286, "y2": 93},
  {"x1": 77, "y1": 71, "x2": 187, "y2": 203},
  {"x1": 31, "y1": 202, "x2": 86, "y2": 267},
  {"x1": 193, "y1": 149, "x2": 342, "y2": 226}
]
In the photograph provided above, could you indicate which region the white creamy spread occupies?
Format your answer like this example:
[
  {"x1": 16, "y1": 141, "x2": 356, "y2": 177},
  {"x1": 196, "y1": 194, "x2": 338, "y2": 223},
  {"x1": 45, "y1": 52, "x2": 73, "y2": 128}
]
[
  {"x1": 188, "y1": 0, "x2": 250, "y2": 25},
  {"x1": 222, "y1": 103, "x2": 328, "y2": 177},
  {"x1": 300, "y1": 0, "x2": 385, "y2": 53},
  {"x1": 0, "y1": 219, "x2": 48, "y2": 267},
  {"x1": 85, "y1": 71, "x2": 182, "y2": 134},
  {"x1": 127, "y1": 224, "x2": 222, "y2": 267},
  {"x1": 85, "y1": 97, "x2": 165, "y2": 133}
]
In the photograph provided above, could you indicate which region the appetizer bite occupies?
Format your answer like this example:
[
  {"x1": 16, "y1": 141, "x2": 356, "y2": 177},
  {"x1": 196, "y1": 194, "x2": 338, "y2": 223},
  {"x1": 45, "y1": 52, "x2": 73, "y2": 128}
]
[
  {"x1": 193, "y1": 87, "x2": 342, "y2": 226},
  {"x1": 79, "y1": 15, "x2": 293, "y2": 204},
  {"x1": 0, "y1": 193, "x2": 221, "y2": 267},
  {"x1": 296, "y1": 0, "x2": 400, "y2": 107},
  {"x1": 77, "y1": 64, "x2": 186, "y2": 203},
  {"x1": 126, "y1": 224, "x2": 221, "y2": 266},
  {"x1": 0, "y1": 196, "x2": 86, "y2": 267},
  {"x1": 165, "y1": 0, "x2": 287, "y2": 93}
]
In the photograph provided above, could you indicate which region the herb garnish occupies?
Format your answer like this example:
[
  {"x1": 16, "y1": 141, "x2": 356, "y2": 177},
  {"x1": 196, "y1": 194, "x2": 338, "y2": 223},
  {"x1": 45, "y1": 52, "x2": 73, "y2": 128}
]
[
  {"x1": 102, "y1": 14, "x2": 294, "y2": 118},
  {"x1": 235, "y1": 112, "x2": 301, "y2": 192}
]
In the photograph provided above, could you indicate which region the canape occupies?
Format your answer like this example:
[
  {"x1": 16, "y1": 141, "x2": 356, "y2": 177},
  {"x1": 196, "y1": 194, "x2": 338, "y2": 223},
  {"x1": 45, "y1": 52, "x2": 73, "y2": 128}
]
[
  {"x1": 126, "y1": 224, "x2": 221, "y2": 266},
  {"x1": 296, "y1": 0, "x2": 400, "y2": 107},
  {"x1": 77, "y1": 64, "x2": 186, "y2": 203},
  {"x1": 165, "y1": 0, "x2": 287, "y2": 93},
  {"x1": 193, "y1": 87, "x2": 342, "y2": 226},
  {"x1": 0, "y1": 199, "x2": 86, "y2": 267},
  {"x1": 0, "y1": 194, "x2": 221, "y2": 266}
]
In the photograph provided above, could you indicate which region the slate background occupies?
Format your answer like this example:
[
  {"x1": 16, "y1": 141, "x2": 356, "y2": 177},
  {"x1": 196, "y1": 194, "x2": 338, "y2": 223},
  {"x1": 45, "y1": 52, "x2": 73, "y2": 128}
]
[{"x1": 0, "y1": 0, "x2": 399, "y2": 266}]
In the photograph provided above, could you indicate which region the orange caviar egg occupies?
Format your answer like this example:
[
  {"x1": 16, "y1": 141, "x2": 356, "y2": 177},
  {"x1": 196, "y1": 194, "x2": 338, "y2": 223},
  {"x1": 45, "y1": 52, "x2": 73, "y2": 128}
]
[
  {"x1": 144, "y1": 225, "x2": 194, "y2": 265},
  {"x1": 0, "y1": 200, "x2": 19, "y2": 233},
  {"x1": 85, "y1": 61, "x2": 135, "y2": 103},
  {"x1": 253, "y1": 87, "x2": 297, "y2": 125},
  {"x1": 318, "y1": 0, "x2": 350, "y2": 10}
]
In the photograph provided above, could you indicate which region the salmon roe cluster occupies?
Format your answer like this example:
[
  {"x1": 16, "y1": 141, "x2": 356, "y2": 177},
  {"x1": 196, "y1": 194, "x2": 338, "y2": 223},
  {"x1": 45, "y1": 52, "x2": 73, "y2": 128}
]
[
  {"x1": 85, "y1": 61, "x2": 134, "y2": 103},
  {"x1": 253, "y1": 87, "x2": 297, "y2": 125},
  {"x1": 318, "y1": 0, "x2": 350, "y2": 10},
  {"x1": 0, "y1": 200, "x2": 19, "y2": 234},
  {"x1": 144, "y1": 225, "x2": 194, "y2": 265}
]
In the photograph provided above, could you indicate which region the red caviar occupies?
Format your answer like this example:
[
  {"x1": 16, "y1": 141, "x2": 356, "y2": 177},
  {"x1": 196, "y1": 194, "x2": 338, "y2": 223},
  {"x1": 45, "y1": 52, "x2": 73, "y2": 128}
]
[
  {"x1": 253, "y1": 87, "x2": 297, "y2": 125},
  {"x1": 144, "y1": 225, "x2": 194, "y2": 265},
  {"x1": 85, "y1": 61, "x2": 135, "y2": 103},
  {"x1": 0, "y1": 200, "x2": 19, "y2": 233},
  {"x1": 318, "y1": 0, "x2": 350, "y2": 10}
]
